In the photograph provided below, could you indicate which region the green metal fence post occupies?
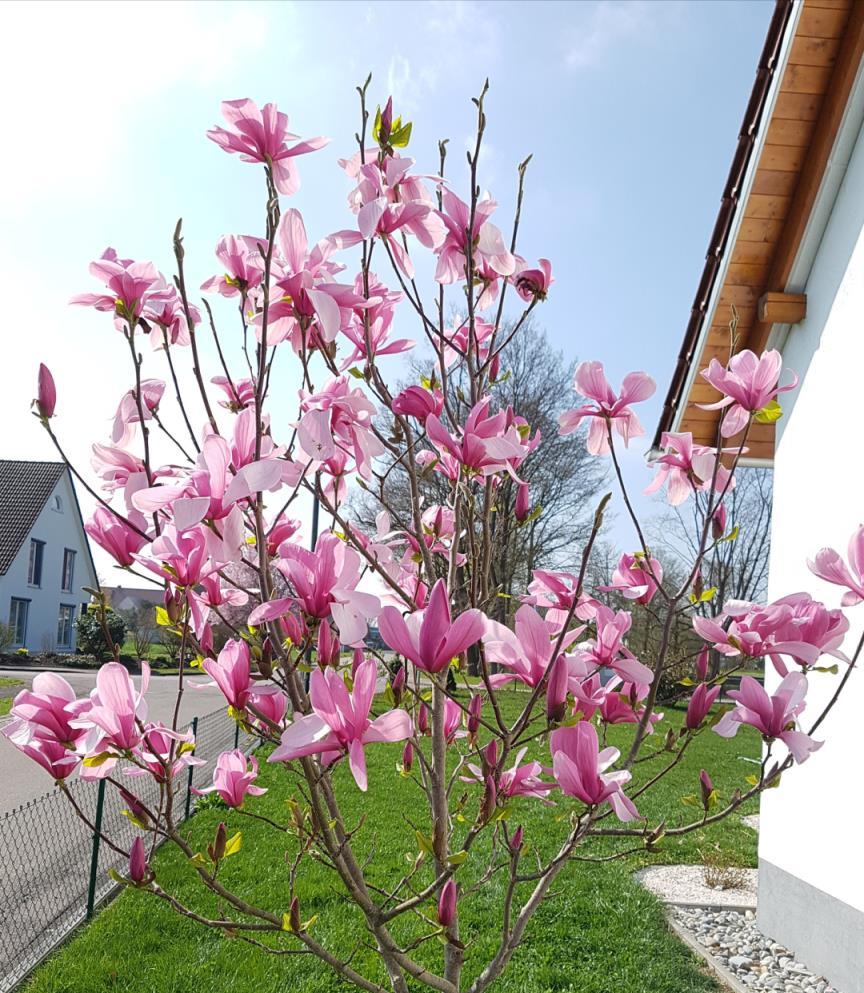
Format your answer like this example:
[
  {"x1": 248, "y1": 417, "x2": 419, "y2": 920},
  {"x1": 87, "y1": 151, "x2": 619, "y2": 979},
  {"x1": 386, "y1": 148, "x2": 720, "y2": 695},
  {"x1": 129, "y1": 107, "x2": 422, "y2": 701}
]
[
  {"x1": 234, "y1": 722, "x2": 240, "y2": 749},
  {"x1": 86, "y1": 779, "x2": 106, "y2": 920},
  {"x1": 185, "y1": 716, "x2": 198, "y2": 821}
]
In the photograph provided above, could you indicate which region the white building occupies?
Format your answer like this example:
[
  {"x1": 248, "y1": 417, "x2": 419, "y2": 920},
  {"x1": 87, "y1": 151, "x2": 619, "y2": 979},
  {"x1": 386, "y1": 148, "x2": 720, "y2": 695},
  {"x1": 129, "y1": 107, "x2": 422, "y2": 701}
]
[
  {"x1": 655, "y1": 2, "x2": 864, "y2": 989},
  {"x1": 0, "y1": 461, "x2": 99, "y2": 654}
]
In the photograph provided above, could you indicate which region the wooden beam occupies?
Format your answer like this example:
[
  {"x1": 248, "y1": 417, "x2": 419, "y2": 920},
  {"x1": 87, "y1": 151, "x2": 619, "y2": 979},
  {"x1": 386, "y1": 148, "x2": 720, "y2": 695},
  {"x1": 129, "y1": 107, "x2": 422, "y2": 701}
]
[
  {"x1": 748, "y1": 0, "x2": 864, "y2": 355},
  {"x1": 757, "y1": 291, "x2": 808, "y2": 323}
]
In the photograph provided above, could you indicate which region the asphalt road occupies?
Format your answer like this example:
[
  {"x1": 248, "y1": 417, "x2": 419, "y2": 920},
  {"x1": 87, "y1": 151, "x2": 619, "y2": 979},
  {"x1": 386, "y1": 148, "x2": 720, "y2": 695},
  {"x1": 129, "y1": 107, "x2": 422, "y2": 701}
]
[{"x1": 0, "y1": 668, "x2": 227, "y2": 815}]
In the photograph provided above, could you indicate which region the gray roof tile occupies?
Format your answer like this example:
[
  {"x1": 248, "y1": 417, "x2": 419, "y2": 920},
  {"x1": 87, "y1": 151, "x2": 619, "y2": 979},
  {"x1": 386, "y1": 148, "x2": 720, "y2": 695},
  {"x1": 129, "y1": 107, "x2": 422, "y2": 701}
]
[{"x1": 0, "y1": 461, "x2": 67, "y2": 575}]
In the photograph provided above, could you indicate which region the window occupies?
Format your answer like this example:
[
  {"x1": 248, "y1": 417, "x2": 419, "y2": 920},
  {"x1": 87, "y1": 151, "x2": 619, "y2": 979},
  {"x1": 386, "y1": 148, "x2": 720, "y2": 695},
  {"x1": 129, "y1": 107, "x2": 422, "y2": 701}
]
[
  {"x1": 9, "y1": 598, "x2": 29, "y2": 646},
  {"x1": 57, "y1": 604, "x2": 75, "y2": 649},
  {"x1": 28, "y1": 539, "x2": 45, "y2": 587},
  {"x1": 51, "y1": 495, "x2": 63, "y2": 512},
  {"x1": 62, "y1": 549, "x2": 76, "y2": 593}
]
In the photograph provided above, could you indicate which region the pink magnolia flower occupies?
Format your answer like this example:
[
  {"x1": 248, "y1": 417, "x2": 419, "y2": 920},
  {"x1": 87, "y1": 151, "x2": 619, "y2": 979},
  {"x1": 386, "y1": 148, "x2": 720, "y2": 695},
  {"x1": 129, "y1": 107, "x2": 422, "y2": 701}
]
[
  {"x1": 201, "y1": 235, "x2": 265, "y2": 298},
  {"x1": 645, "y1": 432, "x2": 736, "y2": 506},
  {"x1": 137, "y1": 525, "x2": 224, "y2": 588},
  {"x1": 685, "y1": 682, "x2": 722, "y2": 730},
  {"x1": 693, "y1": 593, "x2": 848, "y2": 675},
  {"x1": 207, "y1": 98, "x2": 329, "y2": 196},
  {"x1": 699, "y1": 349, "x2": 798, "y2": 437},
  {"x1": 85, "y1": 508, "x2": 147, "y2": 567},
  {"x1": 70, "y1": 248, "x2": 163, "y2": 325},
  {"x1": 572, "y1": 606, "x2": 653, "y2": 684},
  {"x1": 126, "y1": 724, "x2": 203, "y2": 782},
  {"x1": 426, "y1": 397, "x2": 536, "y2": 480},
  {"x1": 550, "y1": 721, "x2": 639, "y2": 822},
  {"x1": 198, "y1": 749, "x2": 267, "y2": 808},
  {"x1": 2, "y1": 730, "x2": 80, "y2": 781},
  {"x1": 112, "y1": 379, "x2": 165, "y2": 446},
  {"x1": 143, "y1": 285, "x2": 199, "y2": 348},
  {"x1": 5, "y1": 672, "x2": 85, "y2": 746},
  {"x1": 808, "y1": 525, "x2": 864, "y2": 607},
  {"x1": 71, "y1": 662, "x2": 151, "y2": 762},
  {"x1": 559, "y1": 362, "x2": 656, "y2": 456},
  {"x1": 714, "y1": 673, "x2": 822, "y2": 763},
  {"x1": 483, "y1": 604, "x2": 579, "y2": 689},
  {"x1": 378, "y1": 579, "x2": 485, "y2": 674},
  {"x1": 90, "y1": 444, "x2": 146, "y2": 494},
  {"x1": 253, "y1": 531, "x2": 380, "y2": 646},
  {"x1": 201, "y1": 640, "x2": 277, "y2": 713},
  {"x1": 511, "y1": 258, "x2": 553, "y2": 302},
  {"x1": 297, "y1": 376, "x2": 384, "y2": 480},
  {"x1": 212, "y1": 375, "x2": 257, "y2": 411},
  {"x1": 391, "y1": 385, "x2": 444, "y2": 423},
  {"x1": 435, "y1": 191, "x2": 517, "y2": 307},
  {"x1": 268, "y1": 657, "x2": 412, "y2": 790},
  {"x1": 33, "y1": 364, "x2": 56, "y2": 419},
  {"x1": 248, "y1": 687, "x2": 288, "y2": 731},
  {"x1": 465, "y1": 746, "x2": 555, "y2": 803},
  {"x1": 523, "y1": 570, "x2": 600, "y2": 633},
  {"x1": 599, "y1": 552, "x2": 663, "y2": 605}
]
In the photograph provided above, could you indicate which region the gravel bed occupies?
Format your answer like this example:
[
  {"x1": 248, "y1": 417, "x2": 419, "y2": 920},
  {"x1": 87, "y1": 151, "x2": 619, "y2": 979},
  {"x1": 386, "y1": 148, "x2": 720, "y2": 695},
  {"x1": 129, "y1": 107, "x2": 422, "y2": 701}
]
[
  {"x1": 636, "y1": 864, "x2": 757, "y2": 908},
  {"x1": 742, "y1": 815, "x2": 760, "y2": 832},
  {"x1": 671, "y1": 906, "x2": 841, "y2": 993}
]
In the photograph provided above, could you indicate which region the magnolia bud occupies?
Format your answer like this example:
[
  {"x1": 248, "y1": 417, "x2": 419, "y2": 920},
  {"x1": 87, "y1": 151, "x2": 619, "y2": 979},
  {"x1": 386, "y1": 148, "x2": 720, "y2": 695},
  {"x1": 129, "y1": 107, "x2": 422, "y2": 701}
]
[
  {"x1": 34, "y1": 363, "x2": 56, "y2": 420},
  {"x1": 696, "y1": 645, "x2": 710, "y2": 682},
  {"x1": 467, "y1": 694, "x2": 483, "y2": 735},
  {"x1": 692, "y1": 570, "x2": 704, "y2": 601},
  {"x1": 402, "y1": 740, "x2": 414, "y2": 773},
  {"x1": 418, "y1": 703, "x2": 429, "y2": 735},
  {"x1": 480, "y1": 775, "x2": 498, "y2": 823},
  {"x1": 509, "y1": 825, "x2": 524, "y2": 854},
  {"x1": 515, "y1": 481, "x2": 531, "y2": 523},
  {"x1": 317, "y1": 623, "x2": 340, "y2": 669},
  {"x1": 545, "y1": 655, "x2": 569, "y2": 724},
  {"x1": 489, "y1": 353, "x2": 500, "y2": 382},
  {"x1": 712, "y1": 502, "x2": 727, "y2": 540},
  {"x1": 700, "y1": 769, "x2": 715, "y2": 812},
  {"x1": 209, "y1": 821, "x2": 228, "y2": 863},
  {"x1": 128, "y1": 836, "x2": 148, "y2": 885},
  {"x1": 289, "y1": 895, "x2": 302, "y2": 932},
  {"x1": 351, "y1": 647, "x2": 364, "y2": 678},
  {"x1": 120, "y1": 788, "x2": 150, "y2": 827},
  {"x1": 392, "y1": 666, "x2": 405, "y2": 705},
  {"x1": 437, "y1": 879, "x2": 456, "y2": 928},
  {"x1": 164, "y1": 589, "x2": 181, "y2": 624},
  {"x1": 483, "y1": 739, "x2": 498, "y2": 777},
  {"x1": 258, "y1": 637, "x2": 274, "y2": 679},
  {"x1": 379, "y1": 96, "x2": 393, "y2": 140}
]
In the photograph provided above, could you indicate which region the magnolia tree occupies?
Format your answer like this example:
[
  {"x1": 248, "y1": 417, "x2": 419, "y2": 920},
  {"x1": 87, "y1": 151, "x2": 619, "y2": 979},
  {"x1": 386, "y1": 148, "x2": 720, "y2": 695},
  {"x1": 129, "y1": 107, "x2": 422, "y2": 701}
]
[{"x1": 7, "y1": 83, "x2": 863, "y2": 993}]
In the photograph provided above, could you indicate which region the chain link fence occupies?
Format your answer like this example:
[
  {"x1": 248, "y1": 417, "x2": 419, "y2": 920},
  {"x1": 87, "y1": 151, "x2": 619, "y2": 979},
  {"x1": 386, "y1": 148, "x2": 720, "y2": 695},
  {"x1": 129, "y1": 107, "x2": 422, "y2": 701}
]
[{"x1": 0, "y1": 708, "x2": 255, "y2": 993}]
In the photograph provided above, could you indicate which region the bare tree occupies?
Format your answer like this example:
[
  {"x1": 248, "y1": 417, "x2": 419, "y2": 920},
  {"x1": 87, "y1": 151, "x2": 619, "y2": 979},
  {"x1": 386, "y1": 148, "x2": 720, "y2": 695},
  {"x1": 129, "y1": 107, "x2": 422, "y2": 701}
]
[
  {"x1": 353, "y1": 324, "x2": 607, "y2": 621},
  {"x1": 649, "y1": 467, "x2": 773, "y2": 676}
]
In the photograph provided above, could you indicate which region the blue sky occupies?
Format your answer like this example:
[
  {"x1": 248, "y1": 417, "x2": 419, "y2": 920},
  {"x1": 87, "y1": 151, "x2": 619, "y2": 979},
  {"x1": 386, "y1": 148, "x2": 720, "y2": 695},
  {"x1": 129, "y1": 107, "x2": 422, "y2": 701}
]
[{"x1": 1, "y1": 0, "x2": 773, "y2": 577}]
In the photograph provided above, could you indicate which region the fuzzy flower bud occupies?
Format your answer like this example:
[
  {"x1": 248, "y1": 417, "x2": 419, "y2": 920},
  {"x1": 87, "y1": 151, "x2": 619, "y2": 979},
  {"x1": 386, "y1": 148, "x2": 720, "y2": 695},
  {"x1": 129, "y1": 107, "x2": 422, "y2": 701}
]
[
  {"x1": 33, "y1": 363, "x2": 57, "y2": 420},
  {"x1": 437, "y1": 879, "x2": 456, "y2": 928},
  {"x1": 128, "y1": 836, "x2": 148, "y2": 885}
]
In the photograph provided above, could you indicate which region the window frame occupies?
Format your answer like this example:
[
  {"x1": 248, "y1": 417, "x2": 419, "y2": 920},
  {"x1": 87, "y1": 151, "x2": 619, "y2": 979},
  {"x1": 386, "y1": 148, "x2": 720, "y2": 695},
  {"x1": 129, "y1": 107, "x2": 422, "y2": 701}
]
[
  {"x1": 28, "y1": 539, "x2": 45, "y2": 587},
  {"x1": 9, "y1": 598, "x2": 30, "y2": 646},
  {"x1": 57, "y1": 604, "x2": 76, "y2": 649},
  {"x1": 61, "y1": 548, "x2": 76, "y2": 594}
]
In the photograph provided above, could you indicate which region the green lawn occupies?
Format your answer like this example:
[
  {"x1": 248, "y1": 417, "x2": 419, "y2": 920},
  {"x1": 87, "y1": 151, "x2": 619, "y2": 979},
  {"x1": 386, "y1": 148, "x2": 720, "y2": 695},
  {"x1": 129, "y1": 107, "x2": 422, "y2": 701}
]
[
  {"x1": 0, "y1": 676, "x2": 23, "y2": 716},
  {"x1": 24, "y1": 695, "x2": 759, "y2": 993}
]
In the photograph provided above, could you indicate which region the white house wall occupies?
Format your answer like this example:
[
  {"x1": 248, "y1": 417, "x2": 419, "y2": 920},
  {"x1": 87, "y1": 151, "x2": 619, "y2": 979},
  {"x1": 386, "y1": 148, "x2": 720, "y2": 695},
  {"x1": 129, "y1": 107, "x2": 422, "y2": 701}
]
[
  {"x1": 0, "y1": 472, "x2": 98, "y2": 653},
  {"x1": 759, "y1": 115, "x2": 864, "y2": 990}
]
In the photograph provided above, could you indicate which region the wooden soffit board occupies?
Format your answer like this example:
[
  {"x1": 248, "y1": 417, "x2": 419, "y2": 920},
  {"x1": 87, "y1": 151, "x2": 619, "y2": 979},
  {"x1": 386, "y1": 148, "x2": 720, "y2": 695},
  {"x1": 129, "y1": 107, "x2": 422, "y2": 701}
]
[{"x1": 675, "y1": 0, "x2": 864, "y2": 463}]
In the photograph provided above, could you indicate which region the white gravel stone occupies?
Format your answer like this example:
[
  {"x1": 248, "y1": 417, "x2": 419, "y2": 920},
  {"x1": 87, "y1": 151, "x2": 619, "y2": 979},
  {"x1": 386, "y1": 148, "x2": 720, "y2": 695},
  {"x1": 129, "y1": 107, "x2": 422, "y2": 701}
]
[
  {"x1": 670, "y1": 906, "x2": 845, "y2": 993},
  {"x1": 635, "y1": 864, "x2": 757, "y2": 908}
]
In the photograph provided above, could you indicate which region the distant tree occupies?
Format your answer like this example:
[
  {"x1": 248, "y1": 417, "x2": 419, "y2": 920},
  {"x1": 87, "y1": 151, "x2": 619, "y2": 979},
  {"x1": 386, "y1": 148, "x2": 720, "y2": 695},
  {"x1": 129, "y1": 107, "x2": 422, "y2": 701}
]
[
  {"x1": 649, "y1": 467, "x2": 773, "y2": 677},
  {"x1": 353, "y1": 323, "x2": 607, "y2": 622},
  {"x1": 121, "y1": 604, "x2": 157, "y2": 659},
  {"x1": 76, "y1": 608, "x2": 127, "y2": 658}
]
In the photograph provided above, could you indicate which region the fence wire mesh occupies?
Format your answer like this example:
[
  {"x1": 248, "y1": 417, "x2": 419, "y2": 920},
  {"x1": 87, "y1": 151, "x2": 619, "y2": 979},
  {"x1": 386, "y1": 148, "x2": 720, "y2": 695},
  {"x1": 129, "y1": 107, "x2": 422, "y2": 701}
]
[{"x1": 0, "y1": 708, "x2": 255, "y2": 993}]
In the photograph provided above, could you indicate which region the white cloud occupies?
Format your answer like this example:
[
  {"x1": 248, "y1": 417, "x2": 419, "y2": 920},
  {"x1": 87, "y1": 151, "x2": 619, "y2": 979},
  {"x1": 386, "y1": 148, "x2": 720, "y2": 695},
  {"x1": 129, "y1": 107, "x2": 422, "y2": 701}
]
[
  {"x1": 0, "y1": 0, "x2": 272, "y2": 210},
  {"x1": 565, "y1": 0, "x2": 658, "y2": 69}
]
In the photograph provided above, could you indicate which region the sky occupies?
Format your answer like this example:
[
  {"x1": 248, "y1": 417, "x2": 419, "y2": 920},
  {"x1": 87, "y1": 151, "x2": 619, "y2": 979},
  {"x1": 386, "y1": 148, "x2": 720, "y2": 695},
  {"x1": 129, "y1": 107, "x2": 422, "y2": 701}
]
[{"x1": 1, "y1": 0, "x2": 774, "y2": 582}]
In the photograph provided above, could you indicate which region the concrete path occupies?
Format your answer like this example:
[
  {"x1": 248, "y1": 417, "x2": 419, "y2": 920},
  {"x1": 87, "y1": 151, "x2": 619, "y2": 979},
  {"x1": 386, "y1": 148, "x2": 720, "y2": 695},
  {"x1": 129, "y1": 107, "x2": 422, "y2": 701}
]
[{"x1": 0, "y1": 669, "x2": 226, "y2": 815}]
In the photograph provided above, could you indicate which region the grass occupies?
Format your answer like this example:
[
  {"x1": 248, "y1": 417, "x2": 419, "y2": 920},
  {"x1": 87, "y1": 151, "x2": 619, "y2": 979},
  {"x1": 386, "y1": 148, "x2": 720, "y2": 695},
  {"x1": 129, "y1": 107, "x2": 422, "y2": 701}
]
[
  {"x1": 0, "y1": 676, "x2": 24, "y2": 715},
  {"x1": 24, "y1": 693, "x2": 760, "y2": 993}
]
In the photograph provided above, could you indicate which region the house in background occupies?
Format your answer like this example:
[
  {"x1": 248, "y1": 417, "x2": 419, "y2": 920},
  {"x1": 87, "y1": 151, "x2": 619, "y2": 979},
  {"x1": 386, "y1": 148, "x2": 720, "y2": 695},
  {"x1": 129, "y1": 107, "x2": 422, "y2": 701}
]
[
  {"x1": 655, "y1": 1, "x2": 864, "y2": 990},
  {"x1": 0, "y1": 461, "x2": 98, "y2": 654},
  {"x1": 105, "y1": 585, "x2": 164, "y2": 616}
]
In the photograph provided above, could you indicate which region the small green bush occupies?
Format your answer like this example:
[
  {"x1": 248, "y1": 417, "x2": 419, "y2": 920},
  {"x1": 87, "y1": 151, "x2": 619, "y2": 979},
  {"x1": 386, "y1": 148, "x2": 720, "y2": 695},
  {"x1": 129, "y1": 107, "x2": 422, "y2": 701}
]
[{"x1": 75, "y1": 608, "x2": 127, "y2": 658}]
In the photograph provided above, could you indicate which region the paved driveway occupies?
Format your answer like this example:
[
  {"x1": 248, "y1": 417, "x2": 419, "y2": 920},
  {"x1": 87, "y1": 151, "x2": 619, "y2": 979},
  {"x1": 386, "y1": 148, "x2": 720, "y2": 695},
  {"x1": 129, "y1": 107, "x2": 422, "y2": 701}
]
[{"x1": 0, "y1": 669, "x2": 226, "y2": 815}]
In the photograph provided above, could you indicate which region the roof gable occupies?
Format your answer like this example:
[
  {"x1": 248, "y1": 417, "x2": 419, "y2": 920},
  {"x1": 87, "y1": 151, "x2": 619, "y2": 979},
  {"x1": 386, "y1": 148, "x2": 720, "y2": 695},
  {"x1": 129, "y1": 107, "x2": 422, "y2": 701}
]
[
  {"x1": 0, "y1": 460, "x2": 67, "y2": 574},
  {"x1": 654, "y1": 0, "x2": 864, "y2": 462}
]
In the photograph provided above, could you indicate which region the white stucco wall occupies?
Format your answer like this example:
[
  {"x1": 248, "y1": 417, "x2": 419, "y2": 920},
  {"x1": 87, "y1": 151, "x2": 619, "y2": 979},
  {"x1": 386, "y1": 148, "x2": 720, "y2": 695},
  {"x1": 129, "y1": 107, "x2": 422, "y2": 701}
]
[
  {"x1": 759, "y1": 116, "x2": 864, "y2": 913},
  {"x1": 0, "y1": 472, "x2": 98, "y2": 653}
]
